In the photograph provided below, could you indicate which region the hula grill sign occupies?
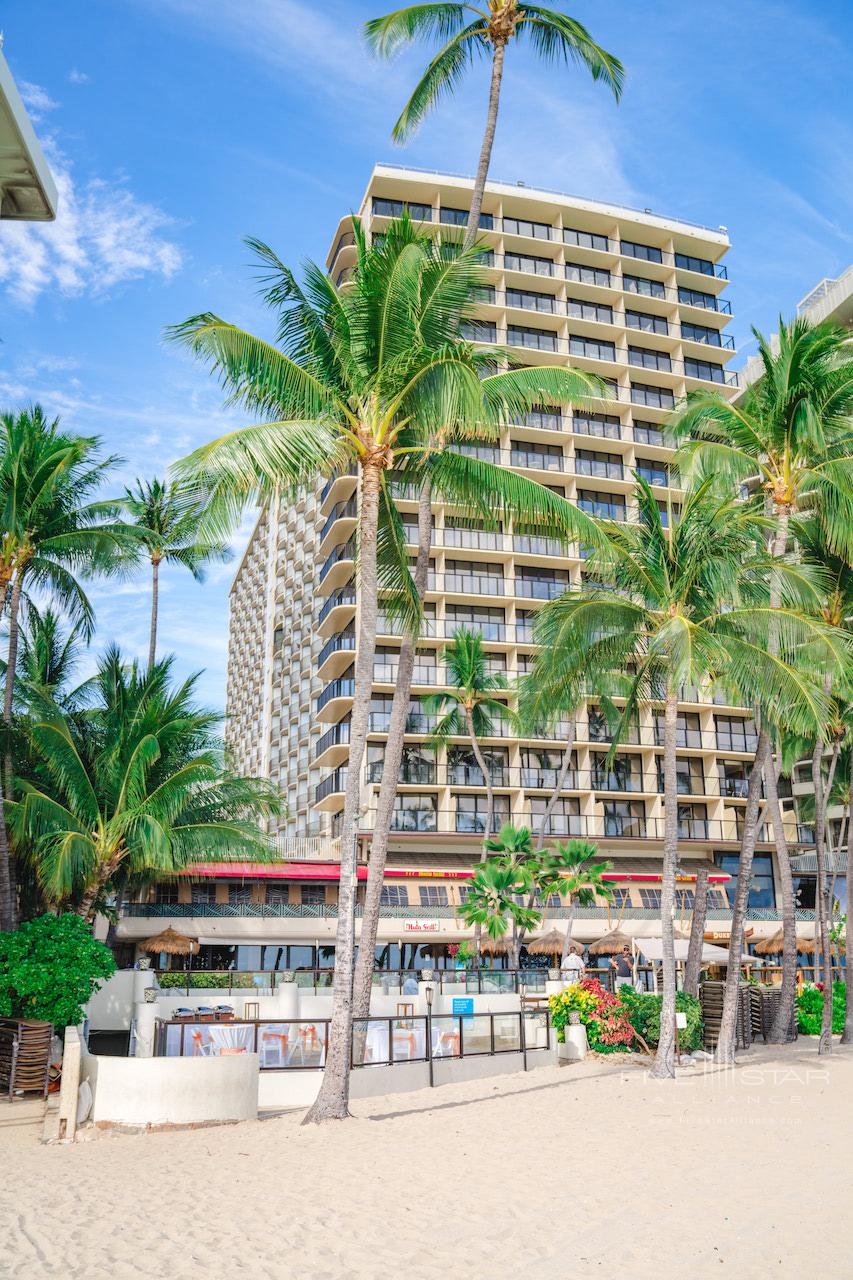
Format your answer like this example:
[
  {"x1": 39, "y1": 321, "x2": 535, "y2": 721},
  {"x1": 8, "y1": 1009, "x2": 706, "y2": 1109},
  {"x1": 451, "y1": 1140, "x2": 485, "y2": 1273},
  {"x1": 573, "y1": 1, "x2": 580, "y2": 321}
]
[{"x1": 403, "y1": 919, "x2": 442, "y2": 933}]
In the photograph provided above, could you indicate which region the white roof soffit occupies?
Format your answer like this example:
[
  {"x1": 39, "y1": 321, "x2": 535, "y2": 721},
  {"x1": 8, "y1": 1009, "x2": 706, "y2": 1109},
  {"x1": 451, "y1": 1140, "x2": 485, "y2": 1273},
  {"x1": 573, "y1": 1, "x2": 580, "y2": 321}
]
[{"x1": 0, "y1": 44, "x2": 58, "y2": 221}]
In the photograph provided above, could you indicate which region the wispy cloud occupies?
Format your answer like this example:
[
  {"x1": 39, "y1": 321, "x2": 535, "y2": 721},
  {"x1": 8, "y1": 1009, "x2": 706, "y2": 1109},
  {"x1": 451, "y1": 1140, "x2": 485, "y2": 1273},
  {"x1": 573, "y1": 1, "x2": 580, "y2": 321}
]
[
  {"x1": 67, "y1": 68, "x2": 90, "y2": 85},
  {"x1": 18, "y1": 80, "x2": 59, "y2": 120},
  {"x1": 0, "y1": 136, "x2": 182, "y2": 306}
]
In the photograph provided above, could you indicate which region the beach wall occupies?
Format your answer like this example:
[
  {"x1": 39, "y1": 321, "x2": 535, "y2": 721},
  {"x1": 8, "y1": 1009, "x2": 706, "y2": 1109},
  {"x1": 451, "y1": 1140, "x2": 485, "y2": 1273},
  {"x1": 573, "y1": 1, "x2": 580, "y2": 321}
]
[
  {"x1": 81, "y1": 1051, "x2": 259, "y2": 1128},
  {"x1": 85, "y1": 970, "x2": 138, "y2": 1030}
]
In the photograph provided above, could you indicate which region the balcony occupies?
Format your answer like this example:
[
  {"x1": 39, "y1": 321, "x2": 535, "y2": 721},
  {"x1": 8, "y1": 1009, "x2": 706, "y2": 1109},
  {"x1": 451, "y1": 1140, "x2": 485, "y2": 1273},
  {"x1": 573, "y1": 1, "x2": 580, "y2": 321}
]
[
  {"x1": 315, "y1": 767, "x2": 347, "y2": 805},
  {"x1": 320, "y1": 539, "x2": 356, "y2": 585},
  {"x1": 315, "y1": 719, "x2": 350, "y2": 760},
  {"x1": 317, "y1": 676, "x2": 355, "y2": 713},
  {"x1": 317, "y1": 629, "x2": 355, "y2": 670},
  {"x1": 320, "y1": 497, "x2": 358, "y2": 545},
  {"x1": 318, "y1": 587, "x2": 356, "y2": 627},
  {"x1": 366, "y1": 760, "x2": 437, "y2": 785}
]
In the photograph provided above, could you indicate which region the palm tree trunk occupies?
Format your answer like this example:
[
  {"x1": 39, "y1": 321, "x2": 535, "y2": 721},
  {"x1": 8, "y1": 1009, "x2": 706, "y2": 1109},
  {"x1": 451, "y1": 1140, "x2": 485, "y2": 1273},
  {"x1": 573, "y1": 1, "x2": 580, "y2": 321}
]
[
  {"x1": 465, "y1": 713, "x2": 493, "y2": 969},
  {"x1": 1, "y1": 570, "x2": 23, "y2": 925},
  {"x1": 651, "y1": 688, "x2": 680, "y2": 1079},
  {"x1": 148, "y1": 555, "x2": 160, "y2": 668},
  {"x1": 716, "y1": 731, "x2": 771, "y2": 1064},
  {"x1": 560, "y1": 900, "x2": 577, "y2": 966},
  {"x1": 813, "y1": 732, "x2": 840, "y2": 1055},
  {"x1": 684, "y1": 866, "x2": 709, "y2": 999},
  {"x1": 3, "y1": 571, "x2": 22, "y2": 728},
  {"x1": 0, "y1": 784, "x2": 15, "y2": 932},
  {"x1": 462, "y1": 39, "x2": 507, "y2": 250},
  {"x1": 352, "y1": 478, "x2": 432, "y2": 1021},
  {"x1": 534, "y1": 727, "x2": 577, "y2": 852},
  {"x1": 764, "y1": 760, "x2": 797, "y2": 1042},
  {"x1": 304, "y1": 459, "x2": 383, "y2": 1125},
  {"x1": 841, "y1": 768, "x2": 853, "y2": 1045}
]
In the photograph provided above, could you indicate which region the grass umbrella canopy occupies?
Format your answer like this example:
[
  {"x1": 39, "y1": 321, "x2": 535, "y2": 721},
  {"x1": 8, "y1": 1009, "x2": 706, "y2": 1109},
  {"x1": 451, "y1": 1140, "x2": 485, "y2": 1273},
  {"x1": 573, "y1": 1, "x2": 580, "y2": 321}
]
[
  {"x1": 589, "y1": 929, "x2": 633, "y2": 956},
  {"x1": 478, "y1": 936, "x2": 511, "y2": 956},
  {"x1": 139, "y1": 927, "x2": 200, "y2": 956},
  {"x1": 753, "y1": 930, "x2": 818, "y2": 956},
  {"x1": 528, "y1": 928, "x2": 576, "y2": 957}
]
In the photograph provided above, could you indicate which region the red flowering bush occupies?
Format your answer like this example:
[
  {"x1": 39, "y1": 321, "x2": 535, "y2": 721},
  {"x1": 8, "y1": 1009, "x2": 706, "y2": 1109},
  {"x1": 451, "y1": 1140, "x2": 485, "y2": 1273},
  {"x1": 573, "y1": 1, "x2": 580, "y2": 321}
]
[{"x1": 549, "y1": 978, "x2": 635, "y2": 1053}]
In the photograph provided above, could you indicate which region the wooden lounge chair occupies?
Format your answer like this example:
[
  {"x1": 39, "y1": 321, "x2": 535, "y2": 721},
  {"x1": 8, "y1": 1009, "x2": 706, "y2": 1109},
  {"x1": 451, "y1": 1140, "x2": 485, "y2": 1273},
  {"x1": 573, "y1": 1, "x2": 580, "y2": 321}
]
[{"x1": 0, "y1": 1019, "x2": 53, "y2": 1102}]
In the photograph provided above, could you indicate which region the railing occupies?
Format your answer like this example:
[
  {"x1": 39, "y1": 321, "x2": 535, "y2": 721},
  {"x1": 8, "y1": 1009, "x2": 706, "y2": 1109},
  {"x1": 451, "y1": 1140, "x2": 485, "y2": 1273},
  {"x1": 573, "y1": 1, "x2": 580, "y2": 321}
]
[
  {"x1": 320, "y1": 539, "x2": 356, "y2": 584},
  {"x1": 320, "y1": 498, "x2": 358, "y2": 544},
  {"x1": 320, "y1": 466, "x2": 357, "y2": 506},
  {"x1": 317, "y1": 629, "x2": 355, "y2": 668},
  {"x1": 317, "y1": 677, "x2": 355, "y2": 711},
  {"x1": 121, "y1": 903, "x2": 817, "y2": 922},
  {"x1": 318, "y1": 587, "x2": 356, "y2": 626},
  {"x1": 315, "y1": 768, "x2": 348, "y2": 804},
  {"x1": 314, "y1": 720, "x2": 351, "y2": 758},
  {"x1": 154, "y1": 1010, "x2": 551, "y2": 1070}
]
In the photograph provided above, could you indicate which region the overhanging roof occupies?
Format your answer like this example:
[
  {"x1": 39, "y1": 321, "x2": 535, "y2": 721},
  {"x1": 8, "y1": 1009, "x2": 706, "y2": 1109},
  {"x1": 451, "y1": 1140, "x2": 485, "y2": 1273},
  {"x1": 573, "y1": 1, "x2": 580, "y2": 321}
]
[{"x1": 0, "y1": 46, "x2": 57, "y2": 220}]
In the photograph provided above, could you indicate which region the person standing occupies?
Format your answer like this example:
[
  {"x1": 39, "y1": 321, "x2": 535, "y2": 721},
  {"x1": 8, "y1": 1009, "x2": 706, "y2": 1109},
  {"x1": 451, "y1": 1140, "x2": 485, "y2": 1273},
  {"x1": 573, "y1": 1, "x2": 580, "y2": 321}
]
[
  {"x1": 611, "y1": 945, "x2": 635, "y2": 990},
  {"x1": 561, "y1": 944, "x2": 585, "y2": 986}
]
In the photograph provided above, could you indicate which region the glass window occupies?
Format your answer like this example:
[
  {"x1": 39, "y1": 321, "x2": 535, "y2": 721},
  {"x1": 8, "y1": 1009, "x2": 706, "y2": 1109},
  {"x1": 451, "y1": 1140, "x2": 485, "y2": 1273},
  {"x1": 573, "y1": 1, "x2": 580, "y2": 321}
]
[
  {"x1": 440, "y1": 206, "x2": 493, "y2": 230},
  {"x1": 635, "y1": 457, "x2": 669, "y2": 486},
  {"x1": 675, "y1": 252, "x2": 714, "y2": 275},
  {"x1": 380, "y1": 884, "x2": 410, "y2": 907},
  {"x1": 626, "y1": 310, "x2": 668, "y2": 335},
  {"x1": 508, "y1": 324, "x2": 559, "y2": 352},
  {"x1": 572, "y1": 411, "x2": 621, "y2": 439},
  {"x1": 639, "y1": 887, "x2": 662, "y2": 909},
  {"x1": 678, "y1": 286, "x2": 717, "y2": 311},
  {"x1": 630, "y1": 382, "x2": 675, "y2": 409},
  {"x1": 266, "y1": 885, "x2": 289, "y2": 907},
  {"x1": 621, "y1": 240, "x2": 663, "y2": 264},
  {"x1": 564, "y1": 227, "x2": 609, "y2": 251},
  {"x1": 677, "y1": 804, "x2": 708, "y2": 838},
  {"x1": 419, "y1": 884, "x2": 449, "y2": 907},
  {"x1": 592, "y1": 753, "x2": 642, "y2": 791},
  {"x1": 633, "y1": 421, "x2": 667, "y2": 446},
  {"x1": 503, "y1": 215, "x2": 552, "y2": 240},
  {"x1": 575, "y1": 449, "x2": 623, "y2": 479},
  {"x1": 392, "y1": 794, "x2": 438, "y2": 832},
  {"x1": 684, "y1": 357, "x2": 726, "y2": 383},
  {"x1": 568, "y1": 335, "x2": 616, "y2": 361},
  {"x1": 191, "y1": 883, "x2": 215, "y2": 906},
  {"x1": 504, "y1": 251, "x2": 555, "y2": 276},
  {"x1": 602, "y1": 799, "x2": 646, "y2": 837},
  {"x1": 301, "y1": 884, "x2": 326, "y2": 905},
  {"x1": 461, "y1": 320, "x2": 497, "y2": 343},
  {"x1": 715, "y1": 853, "x2": 775, "y2": 908},
  {"x1": 566, "y1": 261, "x2": 611, "y2": 287},
  {"x1": 715, "y1": 716, "x2": 758, "y2": 751},
  {"x1": 456, "y1": 793, "x2": 510, "y2": 833},
  {"x1": 610, "y1": 887, "x2": 631, "y2": 908},
  {"x1": 681, "y1": 321, "x2": 722, "y2": 346},
  {"x1": 675, "y1": 888, "x2": 696, "y2": 909},
  {"x1": 524, "y1": 405, "x2": 563, "y2": 430},
  {"x1": 229, "y1": 884, "x2": 252, "y2": 906},
  {"x1": 372, "y1": 196, "x2": 432, "y2": 221},
  {"x1": 567, "y1": 298, "x2": 613, "y2": 324},
  {"x1": 624, "y1": 274, "x2": 665, "y2": 299},
  {"x1": 653, "y1": 710, "x2": 702, "y2": 748},
  {"x1": 577, "y1": 490, "x2": 626, "y2": 521},
  {"x1": 155, "y1": 883, "x2": 179, "y2": 905},
  {"x1": 528, "y1": 796, "x2": 582, "y2": 836},
  {"x1": 506, "y1": 287, "x2": 557, "y2": 313},
  {"x1": 628, "y1": 346, "x2": 672, "y2": 372}
]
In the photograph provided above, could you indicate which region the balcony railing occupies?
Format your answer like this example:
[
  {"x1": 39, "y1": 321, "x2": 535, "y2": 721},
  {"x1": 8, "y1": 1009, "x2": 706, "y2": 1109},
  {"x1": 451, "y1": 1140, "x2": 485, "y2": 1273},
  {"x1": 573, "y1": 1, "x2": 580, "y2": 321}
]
[
  {"x1": 315, "y1": 768, "x2": 348, "y2": 804},
  {"x1": 315, "y1": 720, "x2": 351, "y2": 758},
  {"x1": 317, "y1": 629, "x2": 355, "y2": 668},
  {"x1": 320, "y1": 497, "x2": 358, "y2": 544},
  {"x1": 317, "y1": 677, "x2": 355, "y2": 712},
  {"x1": 318, "y1": 587, "x2": 356, "y2": 626},
  {"x1": 320, "y1": 539, "x2": 356, "y2": 583}
]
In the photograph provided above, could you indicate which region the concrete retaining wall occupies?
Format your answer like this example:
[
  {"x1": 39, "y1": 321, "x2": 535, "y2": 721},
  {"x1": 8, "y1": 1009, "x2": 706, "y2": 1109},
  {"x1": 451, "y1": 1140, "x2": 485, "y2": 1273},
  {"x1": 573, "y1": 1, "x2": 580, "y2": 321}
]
[{"x1": 81, "y1": 1051, "x2": 259, "y2": 1128}]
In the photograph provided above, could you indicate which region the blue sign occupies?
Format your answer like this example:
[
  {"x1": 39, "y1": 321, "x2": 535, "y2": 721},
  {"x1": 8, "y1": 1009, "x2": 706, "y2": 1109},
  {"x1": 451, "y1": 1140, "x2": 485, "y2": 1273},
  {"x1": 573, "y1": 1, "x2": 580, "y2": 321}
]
[{"x1": 452, "y1": 997, "x2": 474, "y2": 1020}]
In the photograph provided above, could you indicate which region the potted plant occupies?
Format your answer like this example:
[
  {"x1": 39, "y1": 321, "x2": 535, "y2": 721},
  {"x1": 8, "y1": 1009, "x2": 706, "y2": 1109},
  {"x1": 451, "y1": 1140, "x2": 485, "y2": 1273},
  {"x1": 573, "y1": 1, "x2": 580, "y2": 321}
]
[
  {"x1": 420, "y1": 967, "x2": 435, "y2": 982},
  {"x1": 548, "y1": 966, "x2": 561, "y2": 981}
]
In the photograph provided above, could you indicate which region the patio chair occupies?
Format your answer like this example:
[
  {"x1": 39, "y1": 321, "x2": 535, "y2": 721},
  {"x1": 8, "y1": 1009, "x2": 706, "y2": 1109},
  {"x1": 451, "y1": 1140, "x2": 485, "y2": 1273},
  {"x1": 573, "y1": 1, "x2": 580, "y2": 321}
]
[
  {"x1": 260, "y1": 1031, "x2": 288, "y2": 1068},
  {"x1": 190, "y1": 1031, "x2": 213, "y2": 1057},
  {"x1": 0, "y1": 1019, "x2": 53, "y2": 1101}
]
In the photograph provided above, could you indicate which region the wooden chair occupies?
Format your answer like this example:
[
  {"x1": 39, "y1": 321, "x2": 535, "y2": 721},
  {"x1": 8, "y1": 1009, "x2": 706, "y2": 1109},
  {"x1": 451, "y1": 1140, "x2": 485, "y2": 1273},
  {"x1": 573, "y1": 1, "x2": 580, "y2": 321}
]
[
  {"x1": 396, "y1": 1002, "x2": 415, "y2": 1027},
  {"x1": 243, "y1": 1002, "x2": 260, "y2": 1020},
  {"x1": 0, "y1": 1020, "x2": 53, "y2": 1101}
]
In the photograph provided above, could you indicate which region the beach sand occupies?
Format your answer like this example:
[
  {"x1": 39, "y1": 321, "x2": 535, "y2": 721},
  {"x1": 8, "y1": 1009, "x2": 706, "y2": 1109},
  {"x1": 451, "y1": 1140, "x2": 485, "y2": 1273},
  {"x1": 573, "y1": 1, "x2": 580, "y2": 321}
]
[{"x1": 1, "y1": 1043, "x2": 846, "y2": 1280}]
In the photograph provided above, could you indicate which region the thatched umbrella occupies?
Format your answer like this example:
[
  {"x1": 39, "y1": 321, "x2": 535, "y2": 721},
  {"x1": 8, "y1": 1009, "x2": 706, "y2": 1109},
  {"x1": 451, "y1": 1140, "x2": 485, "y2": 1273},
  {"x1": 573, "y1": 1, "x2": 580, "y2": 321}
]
[
  {"x1": 478, "y1": 935, "x2": 510, "y2": 956},
  {"x1": 589, "y1": 929, "x2": 632, "y2": 956},
  {"x1": 139, "y1": 927, "x2": 199, "y2": 957},
  {"x1": 754, "y1": 930, "x2": 817, "y2": 956},
  {"x1": 527, "y1": 928, "x2": 575, "y2": 957}
]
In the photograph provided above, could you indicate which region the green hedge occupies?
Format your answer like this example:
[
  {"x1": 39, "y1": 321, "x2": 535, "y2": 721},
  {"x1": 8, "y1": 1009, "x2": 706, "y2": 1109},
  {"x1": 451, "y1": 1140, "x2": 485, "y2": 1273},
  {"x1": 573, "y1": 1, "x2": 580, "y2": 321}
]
[
  {"x1": 617, "y1": 987, "x2": 704, "y2": 1052},
  {"x1": 796, "y1": 983, "x2": 847, "y2": 1035},
  {"x1": 0, "y1": 914, "x2": 116, "y2": 1029}
]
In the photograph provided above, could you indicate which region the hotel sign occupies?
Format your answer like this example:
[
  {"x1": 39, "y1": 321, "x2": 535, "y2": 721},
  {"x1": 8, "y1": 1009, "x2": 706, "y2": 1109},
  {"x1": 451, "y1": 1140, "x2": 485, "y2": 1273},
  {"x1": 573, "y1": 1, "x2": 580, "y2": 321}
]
[{"x1": 403, "y1": 919, "x2": 441, "y2": 933}]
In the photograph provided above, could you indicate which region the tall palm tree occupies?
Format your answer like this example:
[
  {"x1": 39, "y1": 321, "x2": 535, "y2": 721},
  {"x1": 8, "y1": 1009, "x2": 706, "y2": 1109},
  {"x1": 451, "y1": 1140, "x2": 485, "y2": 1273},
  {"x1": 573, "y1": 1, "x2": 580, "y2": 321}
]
[
  {"x1": 169, "y1": 217, "x2": 608, "y2": 1123},
  {"x1": 365, "y1": 2, "x2": 623, "y2": 246},
  {"x1": 118, "y1": 478, "x2": 232, "y2": 667},
  {"x1": 535, "y1": 477, "x2": 840, "y2": 1074},
  {"x1": 484, "y1": 821, "x2": 536, "y2": 967},
  {"x1": 546, "y1": 838, "x2": 613, "y2": 963},
  {"x1": 9, "y1": 648, "x2": 276, "y2": 921},
  {"x1": 0, "y1": 407, "x2": 136, "y2": 929},
  {"x1": 673, "y1": 316, "x2": 853, "y2": 1044},
  {"x1": 5, "y1": 605, "x2": 95, "y2": 713}
]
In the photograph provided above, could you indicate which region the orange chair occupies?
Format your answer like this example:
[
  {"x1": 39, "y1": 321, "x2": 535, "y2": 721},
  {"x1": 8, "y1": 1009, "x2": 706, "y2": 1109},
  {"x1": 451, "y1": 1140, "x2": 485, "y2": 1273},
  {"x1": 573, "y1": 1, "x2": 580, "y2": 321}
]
[
  {"x1": 260, "y1": 1031, "x2": 288, "y2": 1068},
  {"x1": 219, "y1": 1047, "x2": 247, "y2": 1056}
]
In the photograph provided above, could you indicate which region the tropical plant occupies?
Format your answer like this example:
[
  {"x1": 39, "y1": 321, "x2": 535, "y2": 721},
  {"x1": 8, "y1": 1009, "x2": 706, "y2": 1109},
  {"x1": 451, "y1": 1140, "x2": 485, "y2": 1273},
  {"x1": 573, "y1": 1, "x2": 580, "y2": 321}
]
[
  {"x1": 618, "y1": 986, "x2": 704, "y2": 1054},
  {"x1": 547, "y1": 839, "x2": 613, "y2": 964},
  {"x1": 118, "y1": 478, "x2": 232, "y2": 666},
  {"x1": 672, "y1": 316, "x2": 853, "y2": 1046},
  {"x1": 0, "y1": 406, "x2": 138, "y2": 930},
  {"x1": 425, "y1": 628, "x2": 515, "y2": 854},
  {"x1": 797, "y1": 981, "x2": 846, "y2": 1036},
  {"x1": 4, "y1": 605, "x2": 95, "y2": 713},
  {"x1": 365, "y1": 2, "x2": 623, "y2": 246},
  {"x1": 456, "y1": 854, "x2": 539, "y2": 943},
  {"x1": 534, "y1": 475, "x2": 843, "y2": 1075},
  {"x1": 0, "y1": 912, "x2": 116, "y2": 1029},
  {"x1": 8, "y1": 648, "x2": 277, "y2": 921},
  {"x1": 548, "y1": 976, "x2": 634, "y2": 1052},
  {"x1": 169, "y1": 217, "x2": 603, "y2": 1123},
  {"x1": 483, "y1": 821, "x2": 538, "y2": 967}
]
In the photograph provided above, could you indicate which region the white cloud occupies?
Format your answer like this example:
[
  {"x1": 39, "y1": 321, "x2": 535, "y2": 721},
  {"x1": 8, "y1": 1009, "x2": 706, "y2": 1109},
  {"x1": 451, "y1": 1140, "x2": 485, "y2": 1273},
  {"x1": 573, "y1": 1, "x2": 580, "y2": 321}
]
[
  {"x1": 18, "y1": 80, "x2": 59, "y2": 120},
  {"x1": 0, "y1": 145, "x2": 183, "y2": 305},
  {"x1": 68, "y1": 68, "x2": 90, "y2": 85}
]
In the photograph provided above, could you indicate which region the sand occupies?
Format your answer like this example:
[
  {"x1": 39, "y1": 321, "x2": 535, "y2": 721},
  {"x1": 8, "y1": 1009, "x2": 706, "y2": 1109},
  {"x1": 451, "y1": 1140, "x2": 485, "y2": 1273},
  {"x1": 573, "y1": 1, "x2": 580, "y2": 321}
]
[{"x1": 0, "y1": 1043, "x2": 847, "y2": 1280}]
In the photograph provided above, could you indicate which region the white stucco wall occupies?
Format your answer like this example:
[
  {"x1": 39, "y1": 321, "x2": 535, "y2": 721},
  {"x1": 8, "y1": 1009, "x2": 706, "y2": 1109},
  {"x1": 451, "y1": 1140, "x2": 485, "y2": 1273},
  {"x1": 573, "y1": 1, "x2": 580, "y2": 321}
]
[{"x1": 81, "y1": 1052, "x2": 259, "y2": 1127}]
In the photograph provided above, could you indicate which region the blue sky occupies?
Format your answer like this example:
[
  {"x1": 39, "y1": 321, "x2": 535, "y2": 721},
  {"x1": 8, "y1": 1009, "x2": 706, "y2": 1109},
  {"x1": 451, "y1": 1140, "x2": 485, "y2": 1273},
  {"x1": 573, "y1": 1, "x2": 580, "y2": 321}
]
[{"x1": 2, "y1": 0, "x2": 851, "y2": 708}]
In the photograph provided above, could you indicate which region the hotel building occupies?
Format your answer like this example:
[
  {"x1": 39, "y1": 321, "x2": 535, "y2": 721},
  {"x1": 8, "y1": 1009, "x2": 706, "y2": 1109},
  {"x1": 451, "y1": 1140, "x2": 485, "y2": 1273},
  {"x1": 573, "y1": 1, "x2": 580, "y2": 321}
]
[{"x1": 117, "y1": 166, "x2": 807, "y2": 972}]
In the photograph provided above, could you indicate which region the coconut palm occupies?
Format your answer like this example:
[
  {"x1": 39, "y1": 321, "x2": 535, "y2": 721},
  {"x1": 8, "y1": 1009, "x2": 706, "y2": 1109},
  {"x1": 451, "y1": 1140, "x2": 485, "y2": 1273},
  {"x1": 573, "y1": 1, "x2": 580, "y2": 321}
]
[
  {"x1": 168, "y1": 217, "x2": 609, "y2": 1123},
  {"x1": 672, "y1": 317, "x2": 853, "y2": 1044},
  {"x1": 118, "y1": 478, "x2": 232, "y2": 667},
  {"x1": 535, "y1": 476, "x2": 841, "y2": 1074},
  {"x1": 484, "y1": 821, "x2": 537, "y2": 966},
  {"x1": 4, "y1": 605, "x2": 95, "y2": 713},
  {"x1": 425, "y1": 626, "x2": 515, "y2": 849},
  {"x1": 365, "y1": 2, "x2": 623, "y2": 246},
  {"x1": 0, "y1": 407, "x2": 136, "y2": 929},
  {"x1": 9, "y1": 648, "x2": 276, "y2": 921},
  {"x1": 547, "y1": 838, "x2": 613, "y2": 963}
]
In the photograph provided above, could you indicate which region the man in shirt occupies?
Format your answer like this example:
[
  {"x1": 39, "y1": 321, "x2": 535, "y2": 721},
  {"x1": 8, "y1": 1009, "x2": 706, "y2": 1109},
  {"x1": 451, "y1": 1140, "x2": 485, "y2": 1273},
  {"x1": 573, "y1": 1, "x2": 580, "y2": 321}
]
[
  {"x1": 611, "y1": 944, "x2": 635, "y2": 990},
  {"x1": 560, "y1": 944, "x2": 585, "y2": 985}
]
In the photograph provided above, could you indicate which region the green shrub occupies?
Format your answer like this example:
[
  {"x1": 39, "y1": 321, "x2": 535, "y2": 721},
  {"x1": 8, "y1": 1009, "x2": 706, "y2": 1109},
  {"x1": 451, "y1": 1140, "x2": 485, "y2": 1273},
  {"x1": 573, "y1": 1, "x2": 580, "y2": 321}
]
[
  {"x1": 796, "y1": 982, "x2": 847, "y2": 1035},
  {"x1": 0, "y1": 914, "x2": 116, "y2": 1029},
  {"x1": 617, "y1": 987, "x2": 704, "y2": 1052},
  {"x1": 158, "y1": 970, "x2": 256, "y2": 990},
  {"x1": 548, "y1": 979, "x2": 634, "y2": 1053}
]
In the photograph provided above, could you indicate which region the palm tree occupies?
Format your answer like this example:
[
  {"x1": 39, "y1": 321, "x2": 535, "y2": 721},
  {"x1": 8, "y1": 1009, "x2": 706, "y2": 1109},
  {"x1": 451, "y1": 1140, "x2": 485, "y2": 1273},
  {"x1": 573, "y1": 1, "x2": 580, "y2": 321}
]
[
  {"x1": 546, "y1": 839, "x2": 613, "y2": 963},
  {"x1": 457, "y1": 854, "x2": 539, "y2": 949},
  {"x1": 4, "y1": 605, "x2": 95, "y2": 713},
  {"x1": 365, "y1": 2, "x2": 623, "y2": 246},
  {"x1": 535, "y1": 477, "x2": 840, "y2": 1074},
  {"x1": 484, "y1": 821, "x2": 537, "y2": 968},
  {"x1": 0, "y1": 407, "x2": 136, "y2": 929},
  {"x1": 9, "y1": 648, "x2": 276, "y2": 921},
  {"x1": 424, "y1": 628, "x2": 514, "y2": 851},
  {"x1": 673, "y1": 316, "x2": 853, "y2": 1044},
  {"x1": 118, "y1": 478, "x2": 232, "y2": 667},
  {"x1": 683, "y1": 866, "x2": 709, "y2": 999},
  {"x1": 169, "y1": 217, "x2": 607, "y2": 1123}
]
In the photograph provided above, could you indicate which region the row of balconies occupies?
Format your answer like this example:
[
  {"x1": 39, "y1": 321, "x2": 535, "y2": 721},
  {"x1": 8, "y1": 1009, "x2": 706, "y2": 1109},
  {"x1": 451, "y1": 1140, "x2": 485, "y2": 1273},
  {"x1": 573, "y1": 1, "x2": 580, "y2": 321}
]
[{"x1": 367, "y1": 200, "x2": 729, "y2": 280}]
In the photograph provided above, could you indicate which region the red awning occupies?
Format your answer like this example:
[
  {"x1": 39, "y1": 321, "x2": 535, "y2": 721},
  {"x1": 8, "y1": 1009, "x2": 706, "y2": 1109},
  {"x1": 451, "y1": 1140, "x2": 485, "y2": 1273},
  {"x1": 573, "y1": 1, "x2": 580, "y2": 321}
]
[{"x1": 179, "y1": 861, "x2": 729, "y2": 883}]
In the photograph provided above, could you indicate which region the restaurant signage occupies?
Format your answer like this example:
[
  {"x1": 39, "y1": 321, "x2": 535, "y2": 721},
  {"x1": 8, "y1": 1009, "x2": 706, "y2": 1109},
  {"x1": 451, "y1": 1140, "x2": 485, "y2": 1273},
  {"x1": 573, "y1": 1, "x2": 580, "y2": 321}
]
[{"x1": 403, "y1": 919, "x2": 441, "y2": 933}]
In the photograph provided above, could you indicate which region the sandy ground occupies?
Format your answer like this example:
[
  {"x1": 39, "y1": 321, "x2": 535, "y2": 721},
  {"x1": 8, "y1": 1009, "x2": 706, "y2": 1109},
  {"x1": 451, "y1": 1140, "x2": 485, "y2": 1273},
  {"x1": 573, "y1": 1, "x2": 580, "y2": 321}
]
[{"x1": 0, "y1": 1043, "x2": 846, "y2": 1280}]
